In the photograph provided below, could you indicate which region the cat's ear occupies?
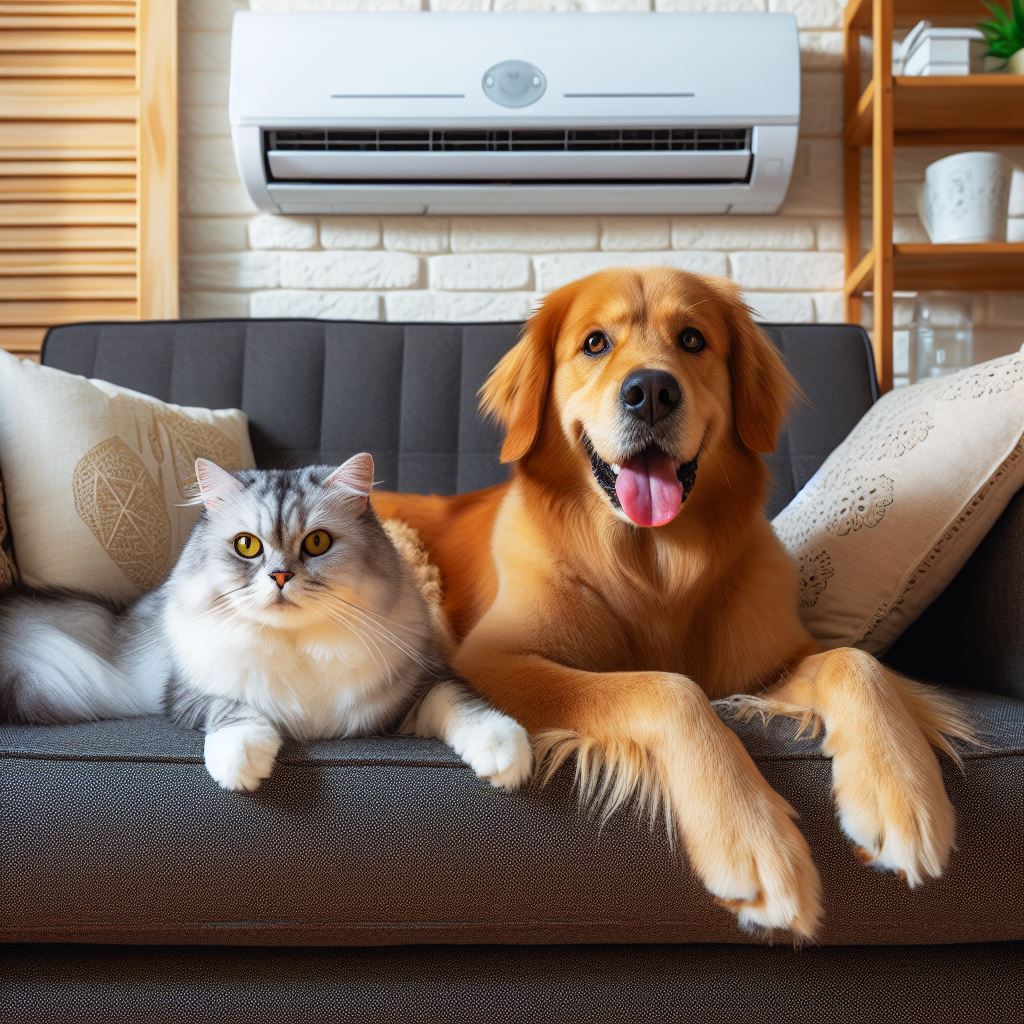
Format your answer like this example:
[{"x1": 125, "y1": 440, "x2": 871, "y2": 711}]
[
  {"x1": 195, "y1": 458, "x2": 244, "y2": 509},
  {"x1": 325, "y1": 452, "x2": 374, "y2": 503}
]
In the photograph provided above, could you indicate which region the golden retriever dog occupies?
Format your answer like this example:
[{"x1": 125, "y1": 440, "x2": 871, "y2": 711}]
[{"x1": 374, "y1": 267, "x2": 972, "y2": 939}]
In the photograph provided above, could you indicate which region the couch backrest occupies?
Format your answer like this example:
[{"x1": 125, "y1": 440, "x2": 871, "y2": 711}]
[{"x1": 42, "y1": 319, "x2": 877, "y2": 518}]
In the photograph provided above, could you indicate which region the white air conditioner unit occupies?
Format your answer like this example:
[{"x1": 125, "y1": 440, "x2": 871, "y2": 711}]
[{"x1": 229, "y1": 12, "x2": 800, "y2": 216}]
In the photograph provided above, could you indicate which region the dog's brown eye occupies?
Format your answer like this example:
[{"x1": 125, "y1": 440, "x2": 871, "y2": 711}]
[
  {"x1": 583, "y1": 331, "x2": 611, "y2": 357},
  {"x1": 679, "y1": 327, "x2": 706, "y2": 353}
]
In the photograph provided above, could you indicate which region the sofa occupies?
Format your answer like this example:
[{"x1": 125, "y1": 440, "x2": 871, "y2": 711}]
[{"x1": 2, "y1": 319, "x2": 1021, "y2": 1022}]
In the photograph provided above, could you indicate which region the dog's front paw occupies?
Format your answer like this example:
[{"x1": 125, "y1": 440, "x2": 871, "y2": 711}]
[
  {"x1": 457, "y1": 712, "x2": 534, "y2": 791},
  {"x1": 204, "y1": 722, "x2": 282, "y2": 792},
  {"x1": 830, "y1": 735, "x2": 955, "y2": 886},
  {"x1": 695, "y1": 785, "x2": 823, "y2": 941}
]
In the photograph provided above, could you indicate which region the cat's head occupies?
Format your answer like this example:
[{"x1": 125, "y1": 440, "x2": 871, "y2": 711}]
[{"x1": 188, "y1": 453, "x2": 395, "y2": 628}]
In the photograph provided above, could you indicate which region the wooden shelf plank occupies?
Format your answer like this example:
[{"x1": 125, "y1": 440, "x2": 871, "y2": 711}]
[
  {"x1": 847, "y1": 0, "x2": 1002, "y2": 29},
  {"x1": 896, "y1": 76, "x2": 1024, "y2": 138},
  {"x1": 846, "y1": 249, "x2": 875, "y2": 295},
  {"x1": 894, "y1": 243, "x2": 1024, "y2": 291},
  {"x1": 847, "y1": 76, "x2": 1024, "y2": 147},
  {"x1": 870, "y1": 0, "x2": 896, "y2": 392},
  {"x1": 847, "y1": 244, "x2": 1024, "y2": 295},
  {"x1": 845, "y1": 0, "x2": 871, "y2": 29},
  {"x1": 844, "y1": 79, "x2": 874, "y2": 148}
]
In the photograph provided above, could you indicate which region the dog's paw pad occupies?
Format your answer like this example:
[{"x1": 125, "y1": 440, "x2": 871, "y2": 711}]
[{"x1": 833, "y1": 749, "x2": 955, "y2": 888}]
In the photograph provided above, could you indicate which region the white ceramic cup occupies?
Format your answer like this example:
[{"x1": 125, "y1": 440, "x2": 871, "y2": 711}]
[{"x1": 917, "y1": 151, "x2": 1014, "y2": 243}]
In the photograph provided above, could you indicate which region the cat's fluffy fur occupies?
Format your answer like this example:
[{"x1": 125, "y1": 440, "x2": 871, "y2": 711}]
[{"x1": 0, "y1": 454, "x2": 532, "y2": 792}]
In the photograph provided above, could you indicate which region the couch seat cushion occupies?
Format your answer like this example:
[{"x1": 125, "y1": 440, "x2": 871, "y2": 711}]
[{"x1": 1, "y1": 689, "x2": 1021, "y2": 947}]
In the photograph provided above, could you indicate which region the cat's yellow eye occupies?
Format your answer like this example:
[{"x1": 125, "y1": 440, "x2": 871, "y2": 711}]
[
  {"x1": 233, "y1": 533, "x2": 263, "y2": 559},
  {"x1": 302, "y1": 529, "x2": 333, "y2": 557}
]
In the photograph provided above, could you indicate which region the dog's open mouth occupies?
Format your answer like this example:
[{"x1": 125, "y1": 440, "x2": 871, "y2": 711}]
[{"x1": 582, "y1": 434, "x2": 699, "y2": 528}]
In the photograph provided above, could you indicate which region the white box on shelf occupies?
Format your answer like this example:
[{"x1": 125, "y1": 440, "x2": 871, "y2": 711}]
[
  {"x1": 902, "y1": 52, "x2": 970, "y2": 76},
  {"x1": 893, "y1": 21, "x2": 985, "y2": 76}
]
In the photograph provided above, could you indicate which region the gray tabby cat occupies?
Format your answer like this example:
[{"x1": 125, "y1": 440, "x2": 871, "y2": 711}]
[{"x1": 0, "y1": 453, "x2": 533, "y2": 792}]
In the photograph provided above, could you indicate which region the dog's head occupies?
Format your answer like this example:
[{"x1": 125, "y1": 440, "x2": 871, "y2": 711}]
[{"x1": 480, "y1": 267, "x2": 796, "y2": 528}]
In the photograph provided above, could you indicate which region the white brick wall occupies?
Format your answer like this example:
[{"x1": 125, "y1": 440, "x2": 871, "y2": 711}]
[{"x1": 179, "y1": 0, "x2": 1023, "y2": 367}]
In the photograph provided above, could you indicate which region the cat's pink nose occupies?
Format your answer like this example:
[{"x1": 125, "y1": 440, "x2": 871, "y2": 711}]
[{"x1": 269, "y1": 571, "x2": 294, "y2": 590}]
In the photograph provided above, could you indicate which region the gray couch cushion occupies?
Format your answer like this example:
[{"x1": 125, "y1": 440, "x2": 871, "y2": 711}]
[
  {"x1": 41, "y1": 320, "x2": 877, "y2": 518},
  {"x1": 2, "y1": 689, "x2": 1020, "y2": 947},
  {"x1": 4, "y1": 942, "x2": 1022, "y2": 1024}
]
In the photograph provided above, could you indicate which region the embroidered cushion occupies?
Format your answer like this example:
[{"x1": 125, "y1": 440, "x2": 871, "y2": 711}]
[
  {"x1": 773, "y1": 345, "x2": 1024, "y2": 654},
  {"x1": 0, "y1": 351, "x2": 254, "y2": 602}
]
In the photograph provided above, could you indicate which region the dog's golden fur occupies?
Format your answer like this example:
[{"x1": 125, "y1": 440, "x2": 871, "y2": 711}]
[{"x1": 374, "y1": 267, "x2": 973, "y2": 939}]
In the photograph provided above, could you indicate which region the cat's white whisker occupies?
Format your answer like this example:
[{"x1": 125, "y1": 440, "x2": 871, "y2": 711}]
[
  {"x1": 323, "y1": 611, "x2": 393, "y2": 688},
  {"x1": 318, "y1": 596, "x2": 431, "y2": 671}
]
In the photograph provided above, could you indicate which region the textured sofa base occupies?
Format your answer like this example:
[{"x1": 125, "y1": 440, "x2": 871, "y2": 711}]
[{"x1": 3, "y1": 942, "x2": 1021, "y2": 1024}]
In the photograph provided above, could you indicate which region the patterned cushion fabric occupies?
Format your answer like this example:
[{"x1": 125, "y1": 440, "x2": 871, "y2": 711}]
[
  {"x1": 774, "y1": 346, "x2": 1024, "y2": 655},
  {"x1": 0, "y1": 351, "x2": 254, "y2": 602}
]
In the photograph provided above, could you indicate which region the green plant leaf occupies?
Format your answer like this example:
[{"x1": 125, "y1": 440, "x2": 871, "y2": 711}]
[{"x1": 983, "y1": 0, "x2": 1013, "y2": 33}]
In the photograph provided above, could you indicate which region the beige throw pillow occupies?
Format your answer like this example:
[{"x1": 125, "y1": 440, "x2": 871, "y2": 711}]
[
  {"x1": 773, "y1": 345, "x2": 1024, "y2": 655},
  {"x1": 0, "y1": 351, "x2": 255, "y2": 602}
]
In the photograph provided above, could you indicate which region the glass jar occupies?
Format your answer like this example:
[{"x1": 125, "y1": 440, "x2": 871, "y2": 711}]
[{"x1": 908, "y1": 293, "x2": 973, "y2": 383}]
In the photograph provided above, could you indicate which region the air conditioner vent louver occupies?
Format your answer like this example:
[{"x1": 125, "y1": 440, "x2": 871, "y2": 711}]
[{"x1": 267, "y1": 127, "x2": 751, "y2": 153}]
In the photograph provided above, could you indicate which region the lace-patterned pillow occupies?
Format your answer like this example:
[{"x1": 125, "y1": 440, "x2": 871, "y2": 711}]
[
  {"x1": 0, "y1": 351, "x2": 255, "y2": 602},
  {"x1": 773, "y1": 345, "x2": 1024, "y2": 654}
]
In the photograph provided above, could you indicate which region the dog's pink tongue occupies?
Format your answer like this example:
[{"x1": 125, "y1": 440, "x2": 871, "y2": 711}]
[{"x1": 614, "y1": 450, "x2": 683, "y2": 527}]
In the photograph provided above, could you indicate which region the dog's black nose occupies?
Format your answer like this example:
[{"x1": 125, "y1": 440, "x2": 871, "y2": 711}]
[{"x1": 620, "y1": 369, "x2": 682, "y2": 426}]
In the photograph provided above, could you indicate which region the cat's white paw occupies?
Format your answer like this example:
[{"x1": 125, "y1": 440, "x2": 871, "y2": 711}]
[
  {"x1": 458, "y1": 713, "x2": 534, "y2": 791},
  {"x1": 204, "y1": 722, "x2": 282, "y2": 792}
]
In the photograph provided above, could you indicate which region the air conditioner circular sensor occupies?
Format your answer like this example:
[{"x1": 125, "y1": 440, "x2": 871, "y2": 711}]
[{"x1": 482, "y1": 60, "x2": 546, "y2": 108}]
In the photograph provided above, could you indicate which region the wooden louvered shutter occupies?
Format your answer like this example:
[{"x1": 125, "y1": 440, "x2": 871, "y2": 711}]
[{"x1": 0, "y1": 1, "x2": 178, "y2": 360}]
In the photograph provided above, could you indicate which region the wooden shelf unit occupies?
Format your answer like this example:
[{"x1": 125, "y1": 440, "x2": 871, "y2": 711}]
[{"x1": 843, "y1": 0, "x2": 1024, "y2": 391}]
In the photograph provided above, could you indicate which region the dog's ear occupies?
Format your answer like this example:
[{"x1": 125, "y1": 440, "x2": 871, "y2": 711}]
[
  {"x1": 479, "y1": 285, "x2": 572, "y2": 464},
  {"x1": 716, "y1": 280, "x2": 798, "y2": 454}
]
